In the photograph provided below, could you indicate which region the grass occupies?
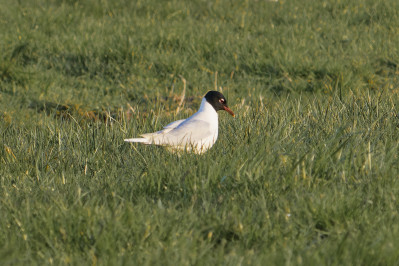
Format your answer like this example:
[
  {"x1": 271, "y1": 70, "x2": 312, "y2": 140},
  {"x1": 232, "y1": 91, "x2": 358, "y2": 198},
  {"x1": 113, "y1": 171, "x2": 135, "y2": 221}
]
[{"x1": 1, "y1": 0, "x2": 399, "y2": 265}]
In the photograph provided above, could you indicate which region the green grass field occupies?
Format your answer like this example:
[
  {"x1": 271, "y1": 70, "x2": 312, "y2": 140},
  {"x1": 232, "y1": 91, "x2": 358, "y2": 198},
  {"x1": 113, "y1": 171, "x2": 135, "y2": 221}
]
[{"x1": 1, "y1": 0, "x2": 399, "y2": 265}]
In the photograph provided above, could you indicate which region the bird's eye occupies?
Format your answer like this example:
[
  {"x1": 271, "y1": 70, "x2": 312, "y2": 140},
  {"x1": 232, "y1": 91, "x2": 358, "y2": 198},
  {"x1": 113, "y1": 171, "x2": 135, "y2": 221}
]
[{"x1": 219, "y1": 99, "x2": 225, "y2": 104}]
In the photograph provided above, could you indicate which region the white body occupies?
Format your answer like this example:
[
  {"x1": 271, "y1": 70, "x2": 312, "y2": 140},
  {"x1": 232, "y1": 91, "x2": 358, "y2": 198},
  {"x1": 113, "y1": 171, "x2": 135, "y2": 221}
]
[{"x1": 124, "y1": 98, "x2": 219, "y2": 154}]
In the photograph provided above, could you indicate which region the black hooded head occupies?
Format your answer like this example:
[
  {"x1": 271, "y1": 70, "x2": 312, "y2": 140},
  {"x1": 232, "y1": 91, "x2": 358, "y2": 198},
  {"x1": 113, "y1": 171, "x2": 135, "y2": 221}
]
[{"x1": 204, "y1": 91, "x2": 235, "y2": 116}]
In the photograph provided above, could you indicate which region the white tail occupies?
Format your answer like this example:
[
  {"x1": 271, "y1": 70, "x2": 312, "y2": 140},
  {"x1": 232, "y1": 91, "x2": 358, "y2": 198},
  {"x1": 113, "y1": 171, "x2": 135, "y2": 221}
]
[{"x1": 124, "y1": 138, "x2": 149, "y2": 143}]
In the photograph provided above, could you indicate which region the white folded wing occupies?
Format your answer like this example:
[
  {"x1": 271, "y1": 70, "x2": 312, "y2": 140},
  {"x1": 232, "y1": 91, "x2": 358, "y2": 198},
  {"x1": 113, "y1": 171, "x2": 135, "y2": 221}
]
[{"x1": 124, "y1": 118, "x2": 217, "y2": 153}]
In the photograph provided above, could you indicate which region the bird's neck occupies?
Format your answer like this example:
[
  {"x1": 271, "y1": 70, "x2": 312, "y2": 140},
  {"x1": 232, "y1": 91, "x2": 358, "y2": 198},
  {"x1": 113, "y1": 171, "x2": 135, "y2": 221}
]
[{"x1": 197, "y1": 98, "x2": 218, "y2": 119}]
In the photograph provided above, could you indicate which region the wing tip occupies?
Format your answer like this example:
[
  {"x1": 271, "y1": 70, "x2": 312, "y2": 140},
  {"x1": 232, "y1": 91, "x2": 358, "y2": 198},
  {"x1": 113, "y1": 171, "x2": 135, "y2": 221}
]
[{"x1": 124, "y1": 138, "x2": 149, "y2": 143}]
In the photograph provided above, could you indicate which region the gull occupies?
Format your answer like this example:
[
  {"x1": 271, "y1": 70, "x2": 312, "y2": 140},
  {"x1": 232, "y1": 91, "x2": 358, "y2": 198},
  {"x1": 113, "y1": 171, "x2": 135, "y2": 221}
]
[{"x1": 124, "y1": 91, "x2": 235, "y2": 154}]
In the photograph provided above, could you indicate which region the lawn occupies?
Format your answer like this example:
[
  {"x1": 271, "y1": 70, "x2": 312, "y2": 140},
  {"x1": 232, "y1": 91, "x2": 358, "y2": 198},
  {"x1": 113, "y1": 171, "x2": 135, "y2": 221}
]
[{"x1": 1, "y1": 0, "x2": 399, "y2": 265}]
